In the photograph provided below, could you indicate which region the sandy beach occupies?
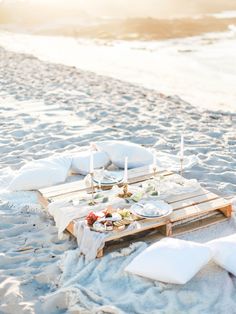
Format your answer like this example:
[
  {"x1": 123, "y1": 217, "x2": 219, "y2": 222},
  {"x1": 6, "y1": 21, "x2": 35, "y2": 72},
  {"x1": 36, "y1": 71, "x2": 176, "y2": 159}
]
[
  {"x1": 0, "y1": 28, "x2": 236, "y2": 113},
  {"x1": 0, "y1": 2, "x2": 236, "y2": 311},
  {"x1": 0, "y1": 41, "x2": 235, "y2": 313}
]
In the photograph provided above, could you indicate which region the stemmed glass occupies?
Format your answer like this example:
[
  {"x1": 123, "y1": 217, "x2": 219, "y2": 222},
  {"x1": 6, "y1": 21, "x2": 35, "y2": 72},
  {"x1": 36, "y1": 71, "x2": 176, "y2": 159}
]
[
  {"x1": 150, "y1": 148, "x2": 157, "y2": 177},
  {"x1": 151, "y1": 148, "x2": 161, "y2": 196},
  {"x1": 95, "y1": 167, "x2": 105, "y2": 192}
]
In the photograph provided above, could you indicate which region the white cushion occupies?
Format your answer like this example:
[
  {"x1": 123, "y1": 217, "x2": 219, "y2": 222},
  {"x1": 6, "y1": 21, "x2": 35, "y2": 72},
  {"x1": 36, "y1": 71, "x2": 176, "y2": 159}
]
[
  {"x1": 8, "y1": 155, "x2": 72, "y2": 191},
  {"x1": 71, "y1": 150, "x2": 110, "y2": 175},
  {"x1": 94, "y1": 140, "x2": 153, "y2": 168},
  {"x1": 125, "y1": 238, "x2": 212, "y2": 284},
  {"x1": 207, "y1": 234, "x2": 236, "y2": 276}
]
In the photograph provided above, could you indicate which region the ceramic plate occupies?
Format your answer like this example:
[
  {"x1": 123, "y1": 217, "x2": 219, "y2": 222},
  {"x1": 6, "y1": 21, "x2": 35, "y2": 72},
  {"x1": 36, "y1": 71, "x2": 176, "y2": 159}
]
[
  {"x1": 131, "y1": 200, "x2": 172, "y2": 218},
  {"x1": 93, "y1": 171, "x2": 123, "y2": 186}
]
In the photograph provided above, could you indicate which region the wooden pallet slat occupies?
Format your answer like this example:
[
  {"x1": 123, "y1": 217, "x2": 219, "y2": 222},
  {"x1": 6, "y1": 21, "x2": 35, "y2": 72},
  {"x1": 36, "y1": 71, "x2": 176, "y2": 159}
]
[
  {"x1": 39, "y1": 166, "x2": 173, "y2": 198},
  {"x1": 170, "y1": 198, "x2": 231, "y2": 222},
  {"x1": 164, "y1": 188, "x2": 209, "y2": 204},
  {"x1": 48, "y1": 187, "x2": 211, "y2": 206},
  {"x1": 65, "y1": 195, "x2": 232, "y2": 244},
  {"x1": 172, "y1": 213, "x2": 228, "y2": 236},
  {"x1": 37, "y1": 165, "x2": 233, "y2": 258},
  {"x1": 170, "y1": 192, "x2": 219, "y2": 211}
]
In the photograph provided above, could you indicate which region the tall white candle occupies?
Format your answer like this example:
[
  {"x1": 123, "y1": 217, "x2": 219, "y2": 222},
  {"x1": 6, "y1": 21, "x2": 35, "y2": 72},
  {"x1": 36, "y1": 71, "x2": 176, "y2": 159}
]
[
  {"x1": 153, "y1": 153, "x2": 157, "y2": 168},
  {"x1": 124, "y1": 156, "x2": 128, "y2": 183},
  {"x1": 90, "y1": 151, "x2": 94, "y2": 173},
  {"x1": 180, "y1": 135, "x2": 184, "y2": 160}
]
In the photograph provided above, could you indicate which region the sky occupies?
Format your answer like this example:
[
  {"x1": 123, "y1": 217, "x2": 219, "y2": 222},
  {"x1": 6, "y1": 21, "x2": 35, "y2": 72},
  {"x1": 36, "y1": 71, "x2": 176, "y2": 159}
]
[
  {"x1": 50, "y1": 0, "x2": 236, "y2": 18},
  {"x1": 1, "y1": 0, "x2": 236, "y2": 19}
]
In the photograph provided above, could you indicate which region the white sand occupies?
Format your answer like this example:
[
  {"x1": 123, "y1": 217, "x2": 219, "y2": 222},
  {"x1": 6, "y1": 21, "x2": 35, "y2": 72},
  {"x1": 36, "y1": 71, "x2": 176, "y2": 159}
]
[
  {"x1": 0, "y1": 46, "x2": 236, "y2": 313},
  {"x1": 0, "y1": 30, "x2": 236, "y2": 112}
]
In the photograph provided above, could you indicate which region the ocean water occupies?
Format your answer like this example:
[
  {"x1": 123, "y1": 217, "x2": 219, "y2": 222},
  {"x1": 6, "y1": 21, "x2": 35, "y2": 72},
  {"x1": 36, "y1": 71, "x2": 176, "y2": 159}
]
[
  {"x1": 211, "y1": 10, "x2": 236, "y2": 18},
  {"x1": 0, "y1": 27, "x2": 235, "y2": 113}
]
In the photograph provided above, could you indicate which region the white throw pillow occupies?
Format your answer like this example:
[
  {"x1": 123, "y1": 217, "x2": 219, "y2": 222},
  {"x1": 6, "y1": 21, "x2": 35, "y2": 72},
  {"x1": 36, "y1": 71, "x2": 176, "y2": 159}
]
[
  {"x1": 207, "y1": 234, "x2": 236, "y2": 276},
  {"x1": 94, "y1": 140, "x2": 153, "y2": 168},
  {"x1": 8, "y1": 155, "x2": 72, "y2": 191},
  {"x1": 71, "y1": 150, "x2": 110, "y2": 175},
  {"x1": 125, "y1": 238, "x2": 212, "y2": 284}
]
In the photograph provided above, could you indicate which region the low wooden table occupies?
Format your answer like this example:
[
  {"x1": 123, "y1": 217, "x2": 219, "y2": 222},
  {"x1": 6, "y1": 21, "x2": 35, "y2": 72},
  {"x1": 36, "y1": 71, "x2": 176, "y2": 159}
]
[{"x1": 37, "y1": 166, "x2": 232, "y2": 257}]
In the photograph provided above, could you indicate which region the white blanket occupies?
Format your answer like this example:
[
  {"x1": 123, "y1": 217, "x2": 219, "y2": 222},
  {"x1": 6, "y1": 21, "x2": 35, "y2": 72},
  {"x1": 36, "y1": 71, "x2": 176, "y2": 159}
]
[{"x1": 41, "y1": 216, "x2": 236, "y2": 314}]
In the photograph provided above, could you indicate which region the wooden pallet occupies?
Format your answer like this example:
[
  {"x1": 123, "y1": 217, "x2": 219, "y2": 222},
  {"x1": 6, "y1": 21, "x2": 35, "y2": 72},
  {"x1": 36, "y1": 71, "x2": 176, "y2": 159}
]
[{"x1": 37, "y1": 166, "x2": 232, "y2": 257}]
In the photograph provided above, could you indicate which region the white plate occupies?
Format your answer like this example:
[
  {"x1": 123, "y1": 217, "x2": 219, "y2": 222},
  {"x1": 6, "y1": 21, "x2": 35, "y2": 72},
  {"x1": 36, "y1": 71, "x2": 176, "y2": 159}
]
[
  {"x1": 93, "y1": 171, "x2": 123, "y2": 186},
  {"x1": 131, "y1": 200, "x2": 172, "y2": 218}
]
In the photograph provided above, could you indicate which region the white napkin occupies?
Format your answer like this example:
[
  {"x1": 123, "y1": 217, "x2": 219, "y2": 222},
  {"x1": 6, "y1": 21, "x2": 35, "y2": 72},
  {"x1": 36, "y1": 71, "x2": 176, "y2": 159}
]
[{"x1": 74, "y1": 220, "x2": 106, "y2": 261}]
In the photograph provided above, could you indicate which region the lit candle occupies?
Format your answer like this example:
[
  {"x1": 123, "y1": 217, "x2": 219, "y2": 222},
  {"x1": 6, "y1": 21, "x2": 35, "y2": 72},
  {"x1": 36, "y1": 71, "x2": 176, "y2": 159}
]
[
  {"x1": 124, "y1": 156, "x2": 128, "y2": 183},
  {"x1": 90, "y1": 151, "x2": 94, "y2": 174},
  {"x1": 180, "y1": 135, "x2": 184, "y2": 160}
]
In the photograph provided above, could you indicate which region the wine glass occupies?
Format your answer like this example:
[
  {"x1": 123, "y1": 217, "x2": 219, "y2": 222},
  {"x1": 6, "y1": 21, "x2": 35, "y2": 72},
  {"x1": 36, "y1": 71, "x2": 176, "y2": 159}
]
[{"x1": 95, "y1": 167, "x2": 105, "y2": 192}]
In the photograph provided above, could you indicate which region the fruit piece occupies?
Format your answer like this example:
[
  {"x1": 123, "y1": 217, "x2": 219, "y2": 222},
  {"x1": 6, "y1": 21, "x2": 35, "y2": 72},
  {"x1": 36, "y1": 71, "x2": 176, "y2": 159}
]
[
  {"x1": 105, "y1": 221, "x2": 113, "y2": 231},
  {"x1": 94, "y1": 193, "x2": 103, "y2": 199},
  {"x1": 103, "y1": 210, "x2": 112, "y2": 218},
  {"x1": 131, "y1": 191, "x2": 143, "y2": 202},
  {"x1": 93, "y1": 221, "x2": 106, "y2": 232},
  {"x1": 103, "y1": 206, "x2": 114, "y2": 218},
  {"x1": 151, "y1": 191, "x2": 158, "y2": 196},
  {"x1": 102, "y1": 197, "x2": 109, "y2": 203},
  {"x1": 86, "y1": 211, "x2": 99, "y2": 225},
  {"x1": 117, "y1": 209, "x2": 131, "y2": 219}
]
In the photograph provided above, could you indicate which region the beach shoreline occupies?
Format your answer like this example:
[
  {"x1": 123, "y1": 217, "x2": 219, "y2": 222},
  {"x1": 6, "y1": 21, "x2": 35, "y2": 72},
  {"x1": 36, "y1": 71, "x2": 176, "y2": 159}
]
[{"x1": 0, "y1": 29, "x2": 235, "y2": 113}]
